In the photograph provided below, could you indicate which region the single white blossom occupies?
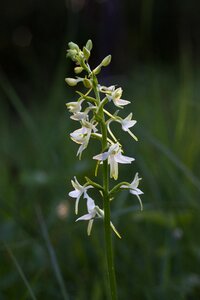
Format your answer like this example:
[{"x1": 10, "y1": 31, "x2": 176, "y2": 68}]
[
  {"x1": 107, "y1": 87, "x2": 130, "y2": 108},
  {"x1": 70, "y1": 120, "x2": 97, "y2": 158},
  {"x1": 93, "y1": 143, "x2": 134, "y2": 180},
  {"x1": 69, "y1": 176, "x2": 93, "y2": 214},
  {"x1": 76, "y1": 194, "x2": 121, "y2": 238},
  {"x1": 121, "y1": 173, "x2": 143, "y2": 210},
  {"x1": 76, "y1": 194, "x2": 103, "y2": 235},
  {"x1": 70, "y1": 103, "x2": 96, "y2": 121},
  {"x1": 107, "y1": 112, "x2": 137, "y2": 142},
  {"x1": 98, "y1": 85, "x2": 130, "y2": 107},
  {"x1": 66, "y1": 99, "x2": 83, "y2": 114},
  {"x1": 119, "y1": 113, "x2": 138, "y2": 141}
]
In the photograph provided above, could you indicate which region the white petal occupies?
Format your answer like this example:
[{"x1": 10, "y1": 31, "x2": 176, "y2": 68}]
[
  {"x1": 114, "y1": 153, "x2": 134, "y2": 164},
  {"x1": 71, "y1": 126, "x2": 88, "y2": 136},
  {"x1": 108, "y1": 143, "x2": 120, "y2": 154},
  {"x1": 130, "y1": 188, "x2": 144, "y2": 196},
  {"x1": 93, "y1": 151, "x2": 109, "y2": 161},
  {"x1": 114, "y1": 98, "x2": 130, "y2": 107},
  {"x1": 130, "y1": 173, "x2": 141, "y2": 188},
  {"x1": 76, "y1": 213, "x2": 93, "y2": 221},
  {"x1": 85, "y1": 194, "x2": 95, "y2": 213},
  {"x1": 68, "y1": 190, "x2": 80, "y2": 198}
]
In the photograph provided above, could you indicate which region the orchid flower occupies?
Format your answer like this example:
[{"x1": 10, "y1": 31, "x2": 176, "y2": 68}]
[
  {"x1": 121, "y1": 173, "x2": 144, "y2": 210},
  {"x1": 119, "y1": 113, "x2": 138, "y2": 141},
  {"x1": 76, "y1": 194, "x2": 103, "y2": 235},
  {"x1": 107, "y1": 87, "x2": 130, "y2": 108},
  {"x1": 76, "y1": 194, "x2": 121, "y2": 238},
  {"x1": 93, "y1": 143, "x2": 134, "y2": 180},
  {"x1": 70, "y1": 120, "x2": 98, "y2": 158},
  {"x1": 66, "y1": 99, "x2": 84, "y2": 114},
  {"x1": 69, "y1": 176, "x2": 93, "y2": 214},
  {"x1": 98, "y1": 85, "x2": 130, "y2": 108},
  {"x1": 70, "y1": 103, "x2": 96, "y2": 121},
  {"x1": 106, "y1": 112, "x2": 138, "y2": 142}
]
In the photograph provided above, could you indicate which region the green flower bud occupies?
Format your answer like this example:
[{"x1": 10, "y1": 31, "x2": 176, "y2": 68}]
[
  {"x1": 65, "y1": 78, "x2": 78, "y2": 86},
  {"x1": 93, "y1": 65, "x2": 101, "y2": 75},
  {"x1": 101, "y1": 55, "x2": 112, "y2": 67},
  {"x1": 83, "y1": 47, "x2": 90, "y2": 61},
  {"x1": 68, "y1": 42, "x2": 79, "y2": 50},
  {"x1": 83, "y1": 78, "x2": 92, "y2": 88},
  {"x1": 74, "y1": 67, "x2": 83, "y2": 74},
  {"x1": 86, "y1": 39, "x2": 93, "y2": 51}
]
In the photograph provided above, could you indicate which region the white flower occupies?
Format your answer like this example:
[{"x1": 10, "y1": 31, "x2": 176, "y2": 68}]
[
  {"x1": 76, "y1": 194, "x2": 103, "y2": 235},
  {"x1": 98, "y1": 85, "x2": 130, "y2": 108},
  {"x1": 70, "y1": 112, "x2": 88, "y2": 121},
  {"x1": 69, "y1": 177, "x2": 93, "y2": 214},
  {"x1": 93, "y1": 143, "x2": 134, "y2": 180},
  {"x1": 107, "y1": 87, "x2": 130, "y2": 108},
  {"x1": 120, "y1": 113, "x2": 138, "y2": 141},
  {"x1": 70, "y1": 103, "x2": 96, "y2": 121},
  {"x1": 70, "y1": 120, "x2": 97, "y2": 158},
  {"x1": 107, "y1": 113, "x2": 138, "y2": 142},
  {"x1": 76, "y1": 194, "x2": 121, "y2": 238},
  {"x1": 121, "y1": 173, "x2": 143, "y2": 210},
  {"x1": 66, "y1": 99, "x2": 83, "y2": 114}
]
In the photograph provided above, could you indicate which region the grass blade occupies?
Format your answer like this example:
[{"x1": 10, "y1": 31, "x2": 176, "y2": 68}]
[
  {"x1": 4, "y1": 242, "x2": 37, "y2": 300},
  {"x1": 35, "y1": 205, "x2": 69, "y2": 300}
]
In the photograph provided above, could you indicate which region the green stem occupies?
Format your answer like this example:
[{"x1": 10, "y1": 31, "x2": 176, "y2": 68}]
[{"x1": 93, "y1": 74, "x2": 118, "y2": 300}]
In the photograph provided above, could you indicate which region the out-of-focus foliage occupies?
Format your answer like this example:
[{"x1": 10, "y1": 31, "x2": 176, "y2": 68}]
[{"x1": 1, "y1": 56, "x2": 200, "y2": 299}]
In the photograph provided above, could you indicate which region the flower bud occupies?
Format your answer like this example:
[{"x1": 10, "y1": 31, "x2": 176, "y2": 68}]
[
  {"x1": 68, "y1": 42, "x2": 79, "y2": 50},
  {"x1": 65, "y1": 78, "x2": 78, "y2": 86},
  {"x1": 93, "y1": 65, "x2": 101, "y2": 75},
  {"x1": 86, "y1": 39, "x2": 93, "y2": 51},
  {"x1": 83, "y1": 47, "x2": 90, "y2": 60},
  {"x1": 101, "y1": 55, "x2": 112, "y2": 67},
  {"x1": 83, "y1": 78, "x2": 92, "y2": 88},
  {"x1": 74, "y1": 67, "x2": 83, "y2": 74}
]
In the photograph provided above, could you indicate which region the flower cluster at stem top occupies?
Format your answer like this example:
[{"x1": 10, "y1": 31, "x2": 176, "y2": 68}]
[{"x1": 65, "y1": 40, "x2": 143, "y2": 236}]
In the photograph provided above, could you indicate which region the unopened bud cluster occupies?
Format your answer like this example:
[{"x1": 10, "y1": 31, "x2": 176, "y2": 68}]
[{"x1": 65, "y1": 40, "x2": 143, "y2": 236}]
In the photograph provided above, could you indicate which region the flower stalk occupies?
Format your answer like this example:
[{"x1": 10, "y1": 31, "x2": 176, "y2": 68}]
[
  {"x1": 93, "y1": 76, "x2": 118, "y2": 299},
  {"x1": 65, "y1": 40, "x2": 143, "y2": 300}
]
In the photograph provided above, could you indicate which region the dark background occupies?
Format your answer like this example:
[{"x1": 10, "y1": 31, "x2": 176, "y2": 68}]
[{"x1": 1, "y1": 0, "x2": 200, "y2": 87}]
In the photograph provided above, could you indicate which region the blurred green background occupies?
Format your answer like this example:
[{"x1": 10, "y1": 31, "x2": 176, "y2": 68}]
[{"x1": 1, "y1": 0, "x2": 200, "y2": 299}]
